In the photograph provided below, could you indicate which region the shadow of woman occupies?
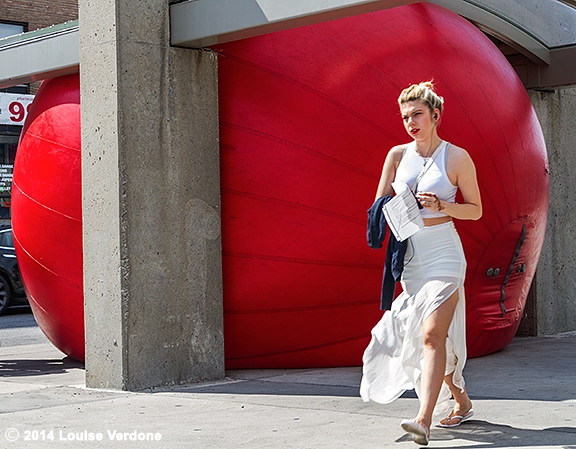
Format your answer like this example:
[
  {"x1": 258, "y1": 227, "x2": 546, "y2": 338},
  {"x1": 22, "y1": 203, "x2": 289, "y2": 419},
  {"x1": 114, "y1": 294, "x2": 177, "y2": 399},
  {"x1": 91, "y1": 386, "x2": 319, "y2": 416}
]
[{"x1": 401, "y1": 420, "x2": 576, "y2": 448}]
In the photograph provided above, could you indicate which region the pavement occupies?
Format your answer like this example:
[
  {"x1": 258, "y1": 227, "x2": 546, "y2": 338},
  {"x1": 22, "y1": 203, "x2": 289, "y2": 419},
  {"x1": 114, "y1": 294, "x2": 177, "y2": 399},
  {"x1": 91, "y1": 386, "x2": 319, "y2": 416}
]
[{"x1": 1, "y1": 314, "x2": 576, "y2": 449}]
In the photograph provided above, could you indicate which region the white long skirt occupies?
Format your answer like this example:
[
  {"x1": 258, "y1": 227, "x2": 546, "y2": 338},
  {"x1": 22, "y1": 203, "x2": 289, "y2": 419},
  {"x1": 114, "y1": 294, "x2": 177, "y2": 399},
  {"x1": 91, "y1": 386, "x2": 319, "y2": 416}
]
[{"x1": 360, "y1": 221, "x2": 467, "y2": 415}]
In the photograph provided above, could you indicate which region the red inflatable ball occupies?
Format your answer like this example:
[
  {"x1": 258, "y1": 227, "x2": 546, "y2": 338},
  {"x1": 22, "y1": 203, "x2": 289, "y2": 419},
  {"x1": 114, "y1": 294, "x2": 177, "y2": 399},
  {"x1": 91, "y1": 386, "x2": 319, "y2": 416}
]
[
  {"x1": 13, "y1": 74, "x2": 84, "y2": 361},
  {"x1": 11, "y1": 2, "x2": 548, "y2": 369},
  {"x1": 215, "y1": 2, "x2": 548, "y2": 368}
]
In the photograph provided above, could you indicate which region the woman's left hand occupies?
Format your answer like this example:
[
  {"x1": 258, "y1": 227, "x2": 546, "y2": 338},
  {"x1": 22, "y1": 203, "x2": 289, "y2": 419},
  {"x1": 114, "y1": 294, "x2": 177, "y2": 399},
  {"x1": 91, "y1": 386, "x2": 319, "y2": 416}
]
[{"x1": 416, "y1": 192, "x2": 443, "y2": 212}]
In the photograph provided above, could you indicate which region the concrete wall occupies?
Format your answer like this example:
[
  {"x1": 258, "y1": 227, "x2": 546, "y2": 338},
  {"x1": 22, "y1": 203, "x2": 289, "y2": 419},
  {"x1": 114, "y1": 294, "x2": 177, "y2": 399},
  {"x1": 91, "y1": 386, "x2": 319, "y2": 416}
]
[
  {"x1": 528, "y1": 87, "x2": 576, "y2": 336},
  {"x1": 79, "y1": 0, "x2": 224, "y2": 390}
]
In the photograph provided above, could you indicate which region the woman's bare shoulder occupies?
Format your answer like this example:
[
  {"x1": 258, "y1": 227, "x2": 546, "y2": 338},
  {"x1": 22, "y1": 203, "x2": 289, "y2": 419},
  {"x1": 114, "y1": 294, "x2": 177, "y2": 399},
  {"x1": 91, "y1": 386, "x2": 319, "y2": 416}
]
[
  {"x1": 446, "y1": 144, "x2": 477, "y2": 180},
  {"x1": 387, "y1": 144, "x2": 409, "y2": 161},
  {"x1": 447, "y1": 143, "x2": 474, "y2": 164}
]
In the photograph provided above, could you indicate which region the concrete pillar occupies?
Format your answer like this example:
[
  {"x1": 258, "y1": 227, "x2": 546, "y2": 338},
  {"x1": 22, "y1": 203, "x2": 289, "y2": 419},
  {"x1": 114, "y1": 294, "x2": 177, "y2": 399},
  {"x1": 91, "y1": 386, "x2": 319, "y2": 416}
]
[
  {"x1": 78, "y1": 0, "x2": 223, "y2": 390},
  {"x1": 528, "y1": 87, "x2": 576, "y2": 336}
]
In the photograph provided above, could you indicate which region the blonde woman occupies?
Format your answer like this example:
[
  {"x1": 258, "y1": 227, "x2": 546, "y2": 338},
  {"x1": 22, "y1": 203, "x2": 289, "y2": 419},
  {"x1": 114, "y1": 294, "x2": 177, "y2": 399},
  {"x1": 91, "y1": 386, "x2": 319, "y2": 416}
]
[{"x1": 361, "y1": 82, "x2": 482, "y2": 445}]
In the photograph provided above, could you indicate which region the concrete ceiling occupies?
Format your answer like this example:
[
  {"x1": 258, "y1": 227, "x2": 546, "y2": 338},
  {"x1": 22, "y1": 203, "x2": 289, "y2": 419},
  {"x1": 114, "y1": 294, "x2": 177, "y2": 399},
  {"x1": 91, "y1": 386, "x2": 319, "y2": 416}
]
[{"x1": 1, "y1": 0, "x2": 575, "y2": 89}]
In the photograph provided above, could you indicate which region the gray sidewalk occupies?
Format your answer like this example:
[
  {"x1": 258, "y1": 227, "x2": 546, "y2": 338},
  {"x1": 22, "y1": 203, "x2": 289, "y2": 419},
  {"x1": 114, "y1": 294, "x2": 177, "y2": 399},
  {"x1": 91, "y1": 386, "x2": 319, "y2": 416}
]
[{"x1": 1, "y1": 327, "x2": 575, "y2": 448}]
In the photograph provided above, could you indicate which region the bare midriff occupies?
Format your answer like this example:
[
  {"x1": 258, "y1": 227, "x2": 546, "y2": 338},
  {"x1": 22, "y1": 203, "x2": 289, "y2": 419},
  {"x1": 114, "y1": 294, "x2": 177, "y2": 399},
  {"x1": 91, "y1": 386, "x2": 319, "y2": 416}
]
[{"x1": 423, "y1": 216, "x2": 452, "y2": 227}]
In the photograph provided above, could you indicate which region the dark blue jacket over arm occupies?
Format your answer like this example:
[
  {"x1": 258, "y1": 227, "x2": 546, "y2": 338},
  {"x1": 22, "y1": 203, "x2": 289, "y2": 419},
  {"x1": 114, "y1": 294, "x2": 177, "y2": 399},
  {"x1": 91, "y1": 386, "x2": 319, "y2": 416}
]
[{"x1": 367, "y1": 196, "x2": 407, "y2": 310}]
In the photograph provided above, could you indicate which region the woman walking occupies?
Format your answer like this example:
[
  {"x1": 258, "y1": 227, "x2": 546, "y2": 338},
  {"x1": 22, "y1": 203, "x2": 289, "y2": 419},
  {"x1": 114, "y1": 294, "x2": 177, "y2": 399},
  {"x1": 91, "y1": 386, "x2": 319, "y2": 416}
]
[{"x1": 361, "y1": 82, "x2": 482, "y2": 445}]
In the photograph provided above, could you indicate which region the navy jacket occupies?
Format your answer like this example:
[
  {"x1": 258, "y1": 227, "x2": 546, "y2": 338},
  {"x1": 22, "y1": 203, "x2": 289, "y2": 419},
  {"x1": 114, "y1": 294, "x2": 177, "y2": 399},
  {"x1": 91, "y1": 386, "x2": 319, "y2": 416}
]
[{"x1": 367, "y1": 196, "x2": 408, "y2": 310}]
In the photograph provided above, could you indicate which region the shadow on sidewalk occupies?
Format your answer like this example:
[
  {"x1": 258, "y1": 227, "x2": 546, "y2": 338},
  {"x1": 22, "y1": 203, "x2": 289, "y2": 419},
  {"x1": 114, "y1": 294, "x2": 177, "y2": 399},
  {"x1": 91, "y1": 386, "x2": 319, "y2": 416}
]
[
  {"x1": 397, "y1": 420, "x2": 576, "y2": 448},
  {"x1": 167, "y1": 377, "x2": 361, "y2": 397},
  {"x1": 0, "y1": 357, "x2": 84, "y2": 378}
]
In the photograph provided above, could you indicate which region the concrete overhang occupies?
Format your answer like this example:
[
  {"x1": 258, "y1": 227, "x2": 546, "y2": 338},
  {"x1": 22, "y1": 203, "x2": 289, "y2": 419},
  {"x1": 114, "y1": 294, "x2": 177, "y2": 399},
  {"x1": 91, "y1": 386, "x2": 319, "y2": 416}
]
[
  {"x1": 0, "y1": 21, "x2": 79, "y2": 89},
  {"x1": 1, "y1": 2, "x2": 575, "y2": 89},
  {"x1": 431, "y1": 0, "x2": 550, "y2": 65},
  {"x1": 169, "y1": 0, "x2": 551, "y2": 65},
  {"x1": 559, "y1": 0, "x2": 576, "y2": 8},
  {"x1": 168, "y1": 0, "x2": 576, "y2": 88},
  {"x1": 169, "y1": 0, "x2": 421, "y2": 48}
]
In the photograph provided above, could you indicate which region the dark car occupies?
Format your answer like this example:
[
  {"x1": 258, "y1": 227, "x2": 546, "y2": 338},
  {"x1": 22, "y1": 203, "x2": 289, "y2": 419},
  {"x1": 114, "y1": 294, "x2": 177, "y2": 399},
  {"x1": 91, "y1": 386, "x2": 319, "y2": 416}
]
[{"x1": 0, "y1": 227, "x2": 28, "y2": 315}]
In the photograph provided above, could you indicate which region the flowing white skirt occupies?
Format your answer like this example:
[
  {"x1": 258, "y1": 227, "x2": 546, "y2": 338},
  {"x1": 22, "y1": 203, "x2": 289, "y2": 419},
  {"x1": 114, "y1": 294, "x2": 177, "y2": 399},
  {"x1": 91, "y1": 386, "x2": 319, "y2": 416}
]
[{"x1": 360, "y1": 221, "x2": 467, "y2": 415}]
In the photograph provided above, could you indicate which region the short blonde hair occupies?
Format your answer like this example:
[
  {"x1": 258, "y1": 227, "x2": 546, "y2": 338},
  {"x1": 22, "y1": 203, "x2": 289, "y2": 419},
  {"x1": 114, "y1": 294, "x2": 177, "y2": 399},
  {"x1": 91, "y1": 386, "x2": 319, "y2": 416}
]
[{"x1": 398, "y1": 81, "x2": 444, "y2": 115}]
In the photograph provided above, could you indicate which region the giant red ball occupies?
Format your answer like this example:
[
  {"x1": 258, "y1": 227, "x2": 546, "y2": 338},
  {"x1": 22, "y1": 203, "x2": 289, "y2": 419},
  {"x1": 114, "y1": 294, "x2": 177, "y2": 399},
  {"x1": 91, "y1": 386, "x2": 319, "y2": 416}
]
[
  {"x1": 216, "y1": 3, "x2": 548, "y2": 368},
  {"x1": 13, "y1": 74, "x2": 84, "y2": 361}
]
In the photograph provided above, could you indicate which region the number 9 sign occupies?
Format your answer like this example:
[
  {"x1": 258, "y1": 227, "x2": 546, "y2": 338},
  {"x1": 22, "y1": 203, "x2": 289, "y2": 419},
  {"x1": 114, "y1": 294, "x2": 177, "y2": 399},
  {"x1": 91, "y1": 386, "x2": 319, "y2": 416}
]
[
  {"x1": 0, "y1": 93, "x2": 35, "y2": 126},
  {"x1": 9, "y1": 101, "x2": 32, "y2": 123}
]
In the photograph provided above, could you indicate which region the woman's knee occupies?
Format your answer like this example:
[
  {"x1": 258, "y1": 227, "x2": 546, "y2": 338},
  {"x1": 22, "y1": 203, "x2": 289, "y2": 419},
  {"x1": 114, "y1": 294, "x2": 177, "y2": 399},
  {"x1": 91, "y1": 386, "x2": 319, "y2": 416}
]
[
  {"x1": 422, "y1": 290, "x2": 460, "y2": 347},
  {"x1": 422, "y1": 327, "x2": 448, "y2": 349}
]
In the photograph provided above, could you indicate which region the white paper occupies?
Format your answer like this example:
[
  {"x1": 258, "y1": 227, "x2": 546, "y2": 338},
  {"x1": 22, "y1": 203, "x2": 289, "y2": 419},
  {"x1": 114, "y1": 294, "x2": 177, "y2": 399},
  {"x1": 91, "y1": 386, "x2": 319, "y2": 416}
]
[{"x1": 382, "y1": 182, "x2": 424, "y2": 242}]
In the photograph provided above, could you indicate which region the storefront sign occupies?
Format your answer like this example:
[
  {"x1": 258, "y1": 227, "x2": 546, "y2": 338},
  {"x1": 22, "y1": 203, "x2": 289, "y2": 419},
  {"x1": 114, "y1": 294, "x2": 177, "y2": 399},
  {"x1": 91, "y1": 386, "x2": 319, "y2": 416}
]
[
  {"x1": 0, "y1": 93, "x2": 35, "y2": 126},
  {"x1": 0, "y1": 164, "x2": 13, "y2": 196}
]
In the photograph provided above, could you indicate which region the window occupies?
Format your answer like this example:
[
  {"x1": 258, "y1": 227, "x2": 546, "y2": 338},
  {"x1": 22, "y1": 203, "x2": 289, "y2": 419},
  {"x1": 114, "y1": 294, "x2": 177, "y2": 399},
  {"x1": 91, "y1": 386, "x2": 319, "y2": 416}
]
[
  {"x1": 0, "y1": 228, "x2": 14, "y2": 249},
  {"x1": 0, "y1": 22, "x2": 25, "y2": 39}
]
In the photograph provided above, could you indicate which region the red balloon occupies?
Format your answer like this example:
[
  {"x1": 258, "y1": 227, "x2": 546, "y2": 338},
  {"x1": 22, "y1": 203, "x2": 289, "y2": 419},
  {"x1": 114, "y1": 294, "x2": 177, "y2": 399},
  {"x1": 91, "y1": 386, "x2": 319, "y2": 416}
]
[
  {"x1": 11, "y1": 2, "x2": 548, "y2": 368},
  {"x1": 216, "y1": 2, "x2": 548, "y2": 368},
  {"x1": 13, "y1": 74, "x2": 84, "y2": 361}
]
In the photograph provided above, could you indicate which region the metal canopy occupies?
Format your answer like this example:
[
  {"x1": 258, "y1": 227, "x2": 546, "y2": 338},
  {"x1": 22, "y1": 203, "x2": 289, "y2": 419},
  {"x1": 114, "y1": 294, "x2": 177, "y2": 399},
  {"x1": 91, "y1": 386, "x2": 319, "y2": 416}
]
[
  {"x1": 0, "y1": 1, "x2": 575, "y2": 89},
  {"x1": 0, "y1": 21, "x2": 79, "y2": 89}
]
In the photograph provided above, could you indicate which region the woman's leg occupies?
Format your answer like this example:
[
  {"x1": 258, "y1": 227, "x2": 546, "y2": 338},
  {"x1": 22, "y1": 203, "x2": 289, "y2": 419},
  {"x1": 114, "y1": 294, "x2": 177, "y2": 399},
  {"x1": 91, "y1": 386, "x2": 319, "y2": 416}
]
[
  {"x1": 439, "y1": 371, "x2": 473, "y2": 426},
  {"x1": 413, "y1": 290, "x2": 460, "y2": 430}
]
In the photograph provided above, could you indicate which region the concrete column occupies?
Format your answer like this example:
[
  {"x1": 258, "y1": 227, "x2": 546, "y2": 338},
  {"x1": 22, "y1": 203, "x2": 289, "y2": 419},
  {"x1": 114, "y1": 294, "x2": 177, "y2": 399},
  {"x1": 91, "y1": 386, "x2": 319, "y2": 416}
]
[
  {"x1": 78, "y1": 0, "x2": 223, "y2": 390},
  {"x1": 528, "y1": 87, "x2": 576, "y2": 336}
]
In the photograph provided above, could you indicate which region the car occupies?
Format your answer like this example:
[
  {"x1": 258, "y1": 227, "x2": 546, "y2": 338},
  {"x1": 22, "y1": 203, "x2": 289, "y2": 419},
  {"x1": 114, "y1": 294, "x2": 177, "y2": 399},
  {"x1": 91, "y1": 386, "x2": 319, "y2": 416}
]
[{"x1": 0, "y1": 227, "x2": 29, "y2": 315}]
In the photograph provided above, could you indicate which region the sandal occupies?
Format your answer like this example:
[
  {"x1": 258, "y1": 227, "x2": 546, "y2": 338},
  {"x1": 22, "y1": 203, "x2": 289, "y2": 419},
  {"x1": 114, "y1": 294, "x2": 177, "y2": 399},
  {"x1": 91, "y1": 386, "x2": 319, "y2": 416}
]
[
  {"x1": 401, "y1": 419, "x2": 430, "y2": 446},
  {"x1": 438, "y1": 408, "x2": 474, "y2": 428}
]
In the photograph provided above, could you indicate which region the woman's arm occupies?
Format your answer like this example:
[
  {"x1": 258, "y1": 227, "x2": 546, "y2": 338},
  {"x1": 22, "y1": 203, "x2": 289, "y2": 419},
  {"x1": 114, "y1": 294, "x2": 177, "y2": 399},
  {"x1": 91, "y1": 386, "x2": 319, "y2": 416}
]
[
  {"x1": 417, "y1": 146, "x2": 482, "y2": 220},
  {"x1": 441, "y1": 146, "x2": 482, "y2": 220},
  {"x1": 375, "y1": 145, "x2": 405, "y2": 200}
]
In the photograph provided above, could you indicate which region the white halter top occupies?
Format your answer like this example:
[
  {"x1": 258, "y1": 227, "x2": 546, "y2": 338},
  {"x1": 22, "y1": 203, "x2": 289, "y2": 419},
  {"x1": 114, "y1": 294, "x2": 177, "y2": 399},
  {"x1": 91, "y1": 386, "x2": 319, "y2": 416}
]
[{"x1": 394, "y1": 141, "x2": 457, "y2": 218}]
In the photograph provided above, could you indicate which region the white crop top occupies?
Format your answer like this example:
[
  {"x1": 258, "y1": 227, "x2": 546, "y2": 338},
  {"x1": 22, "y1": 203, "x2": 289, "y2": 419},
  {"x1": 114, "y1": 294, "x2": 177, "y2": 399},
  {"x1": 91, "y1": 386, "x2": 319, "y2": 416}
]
[{"x1": 394, "y1": 140, "x2": 457, "y2": 218}]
